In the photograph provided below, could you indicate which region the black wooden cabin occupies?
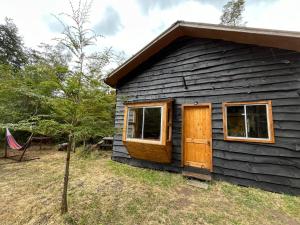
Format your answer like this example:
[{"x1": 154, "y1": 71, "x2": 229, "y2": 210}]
[{"x1": 105, "y1": 21, "x2": 300, "y2": 195}]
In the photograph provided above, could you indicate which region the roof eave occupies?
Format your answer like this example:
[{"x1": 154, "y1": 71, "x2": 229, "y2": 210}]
[
  {"x1": 105, "y1": 21, "x2": 300, "y2": 88},
  {"x1": 104, "y1": 21, "x2": 185, "y2": 88}
]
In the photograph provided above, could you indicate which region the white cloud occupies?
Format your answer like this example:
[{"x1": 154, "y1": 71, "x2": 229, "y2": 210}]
[
  {"x1": 245, "y1": 0, "x2": 300, "y2": 31},
  {"x1": 92, "y1": 0, "x2": 221, "y2": 56},
  {"x1": 0, "y1": 0, "x2": 69, "y2": 48},
  {"x1": 0, "y1": 0, "x2": 300, "y2": 58}
]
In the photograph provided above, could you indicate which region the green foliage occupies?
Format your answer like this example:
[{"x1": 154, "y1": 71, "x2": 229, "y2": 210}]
[
  {"x1": 0, "y1": 18, "x2": 27, "y2": 69},
  {"x1": 0, "y1": 61, "x2": 69, "y2": 134},
  {"x1": 28, "y1": 43, "x2": 72, "y2": 68},
  {"x1": 220, "y1": 0, "x2": 246, "y2": 26},
  {"x1": 0, "y1": 1, "x2": 118, "y2": 142},
  {"x1": 0, "y1": 64, "x2": 40, "y2": 128}
]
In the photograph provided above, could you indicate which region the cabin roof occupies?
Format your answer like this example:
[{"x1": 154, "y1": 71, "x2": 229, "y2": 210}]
[{"x1": 105, "y1": 21, "x2": 300, "y2": 87}]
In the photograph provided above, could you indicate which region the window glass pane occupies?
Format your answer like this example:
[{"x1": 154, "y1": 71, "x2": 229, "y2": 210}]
[
  {"x1": 246, "y1": 105, "x2": 269, "y2": 138},
  {"x1": 127, "y1": 108, "x2": 143, "y2": 139},
  {"x1": 227, "y1": 106, "x2": 246, "y2": 137},
  {"x1": 143, "y1": 107, "x2": 161, "y2": 140}
]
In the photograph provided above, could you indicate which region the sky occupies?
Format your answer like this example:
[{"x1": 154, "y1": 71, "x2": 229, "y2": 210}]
[{"x1": 1, "y1": 0, "x2": 300, "y2": 59}]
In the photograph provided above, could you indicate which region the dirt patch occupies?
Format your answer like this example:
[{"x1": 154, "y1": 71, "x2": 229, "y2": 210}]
[
  {"x1": 171, "y1": 197, "x2": 193, "y2": 209},
  {"x1": 269, "y1": 209, "x2": 300, "y2": 225},
  {"x1": 175, "y1": 186, "x2": 197, "y2": 197}
]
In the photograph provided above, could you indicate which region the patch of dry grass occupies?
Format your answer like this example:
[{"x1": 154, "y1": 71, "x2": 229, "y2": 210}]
[{"x1": 0, "y1": 147, "x2": 299, "y2": 225}]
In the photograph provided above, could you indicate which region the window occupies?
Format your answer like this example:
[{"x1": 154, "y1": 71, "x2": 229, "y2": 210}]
[
  {"x1": 126, "y1": 106, "x2": 162, "y2": 141},
  {"x1": 122, "y1": 99, "x2": 173, "y2": 163},
  {"x1": 223, "y1": 101, "x2": 274, "y2": 143},
  {"x1": 123, "y1": 99, "x2": 173, "y2": 145}
]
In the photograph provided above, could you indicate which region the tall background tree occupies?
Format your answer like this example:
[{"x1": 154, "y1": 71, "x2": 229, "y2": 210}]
[
  {"x1": 0, "y1": 18, "x2": 27, "y2": 69},
  {"x1": 0, "y1": 18, "x2": 38, "y2": 140},
  {"x1": 220, "y1": 0, "x2": 246, "y2": 26}
]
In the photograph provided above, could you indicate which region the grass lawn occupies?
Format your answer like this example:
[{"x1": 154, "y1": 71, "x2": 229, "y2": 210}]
[{"x1": 0, "y1": 147, "x2": 299, "y2": 225}]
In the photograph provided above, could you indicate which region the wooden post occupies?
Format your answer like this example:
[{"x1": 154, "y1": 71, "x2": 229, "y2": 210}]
[
  {"x1": 4, "y1": 137, "x2": 7, "y2": 158},
  {"x1": 19, "y1": 143, "x2": 28, "y2": 162},
  {"x1": 19, "y1": 134, "x2": 34, "y2": 162}
]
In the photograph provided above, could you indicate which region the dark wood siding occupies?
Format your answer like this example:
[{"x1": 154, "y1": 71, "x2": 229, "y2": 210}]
[{"x1": 112, "y1": 37, "x2": 300, "y2": 195}]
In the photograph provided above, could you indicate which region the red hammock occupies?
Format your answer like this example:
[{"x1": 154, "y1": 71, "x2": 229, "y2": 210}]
[
  {"x1": 6, "y1": 128, "x2": 22, "y2": 150},
  {"x1": 2, "y1": 128, "x2": 35, "y2": 162},
  {"x1": 6, "y1": 128, "x2": 33, "y2": 151}
]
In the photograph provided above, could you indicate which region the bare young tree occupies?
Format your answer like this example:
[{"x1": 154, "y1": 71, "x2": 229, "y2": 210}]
[
  {"x1": 53, "y1": 0, "x2": 110, "y2": 214},
  {"x1": 220, "y1": 0, "x2": 246, "y2": 26},
  {"x1": 56, "y1": 1, "x2": 96, "y2": 214}
]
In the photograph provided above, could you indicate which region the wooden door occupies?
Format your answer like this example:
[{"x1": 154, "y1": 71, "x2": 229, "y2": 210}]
[{"x1": 182, "y1": 104, "x2": 212, "y2": 171}]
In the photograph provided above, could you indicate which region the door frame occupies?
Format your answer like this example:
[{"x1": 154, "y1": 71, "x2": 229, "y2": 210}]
[{"x1": 181, "y1": 103, "x2": 213, "y2": 171}]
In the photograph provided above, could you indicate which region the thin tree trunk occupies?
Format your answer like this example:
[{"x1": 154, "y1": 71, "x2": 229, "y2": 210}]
[
  {"x1": 73, "y1": 136, "x2": 76, "y2": 153},
  {"x1": 4, "y1": 137, "x2": 7, "y2": 158},
  {"x1": 83, "y1": 138, "x2": 86, "y2": 150},
  {"x1": 61, "y1": 134, "x2": 74, "y2": 214}
]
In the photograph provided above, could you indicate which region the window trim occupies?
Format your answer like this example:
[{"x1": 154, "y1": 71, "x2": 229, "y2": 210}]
[
  {"x1": 222, "y1": 101, "x2": 275, "y2": 143},
  {"x1": 126, "y1": 105, "x2": 163, "y2": 143},
  {"x1": 123, "y1": 100, "x2": 172, "y2": 145}
]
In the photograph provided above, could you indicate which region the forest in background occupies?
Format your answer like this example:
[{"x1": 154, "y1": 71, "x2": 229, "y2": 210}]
[{"x1": 0, "y1": 3, "x2": 122, "y2": 147}]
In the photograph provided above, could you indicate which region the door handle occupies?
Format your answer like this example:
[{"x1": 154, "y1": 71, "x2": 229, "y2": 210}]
[{"x1": 207, "y1": 140, "x2": 211, "y2": 146}]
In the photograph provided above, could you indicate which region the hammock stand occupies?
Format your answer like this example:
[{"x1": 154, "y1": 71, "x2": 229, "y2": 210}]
[{"x1": 2, "y1": 128, "x2": 37, "y2": 162}]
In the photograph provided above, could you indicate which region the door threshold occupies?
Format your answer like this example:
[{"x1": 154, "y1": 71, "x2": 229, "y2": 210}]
[
  {"x1": 182, "y1": 166, "x2": 212, "y2": 181},
  {"x1": 182, "y1": 171, "x2": 212, "y2": 181},
  {"x1": 187, "y1": 179, "x2": 209, "y2": 189}
]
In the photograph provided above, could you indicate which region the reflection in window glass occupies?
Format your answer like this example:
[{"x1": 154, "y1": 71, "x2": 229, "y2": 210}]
[
  {"x1": 144, "y1": 108, "x2": 161, "y2": 140},
  {"x1": 226, "y1": 103, "x2": 270, "y2": 140},
  {"x1": 126, "y1": 107, "x2": 161, "y2": 141},
  {"x1": 227, "y1": 106, "x2": 246, "y2": 137},
  {"x1": 127, "y1": 108, "x2": 143, "y2": 139},
  {"x1": 246, "y1": 105, "x2": 268, "y2": 138}
]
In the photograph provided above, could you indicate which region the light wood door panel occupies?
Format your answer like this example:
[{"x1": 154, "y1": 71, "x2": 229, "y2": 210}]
[{"x1": 183, "y1": 104, "x2": 212, "y2": 171}]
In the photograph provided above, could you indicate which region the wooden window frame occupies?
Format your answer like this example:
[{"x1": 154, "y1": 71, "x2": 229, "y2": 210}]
[
  {"x1": 123, "y1": 100, "x2": 172, "y2": 145},
  {"x1": 126, "y1": 105, "x2": 163, "y2": 144},
  {"x1": 222, "y1": 101, "x2": 275, "y2": 143}
]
